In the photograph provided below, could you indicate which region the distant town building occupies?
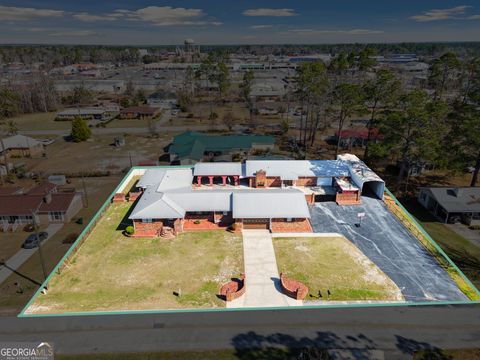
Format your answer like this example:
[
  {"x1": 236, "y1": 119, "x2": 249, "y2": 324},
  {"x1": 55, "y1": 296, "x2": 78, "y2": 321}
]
[
  {"x1": 120, "y1": 106, "x2": 160, "y2": 119},
  {"x1": 56, "y1": 107, "x2": 119, "y2": 121}
]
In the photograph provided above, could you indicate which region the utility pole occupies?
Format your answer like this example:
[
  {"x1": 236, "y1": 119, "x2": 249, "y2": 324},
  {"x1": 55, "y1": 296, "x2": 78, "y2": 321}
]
[{"x1": 31, "y1": 209, "x2": 48, "y2": 288}]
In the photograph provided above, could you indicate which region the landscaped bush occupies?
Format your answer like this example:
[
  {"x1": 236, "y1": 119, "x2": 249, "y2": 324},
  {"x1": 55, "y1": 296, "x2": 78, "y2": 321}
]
[
  {"x1": 125, "y1": 226, "x2": 135, "y2": 235},
  {"x1": 194, "y1": 220, "x2": 201, "y2": 225},
  {"x1": 63, "y1": 233, "x2": 79, "y2": 244},
  {"x1": 23, "y1": 224, "x2": 35, "y2": 232}
]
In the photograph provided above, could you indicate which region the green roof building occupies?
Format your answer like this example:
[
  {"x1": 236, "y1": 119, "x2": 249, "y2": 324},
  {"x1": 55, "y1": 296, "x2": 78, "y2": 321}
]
[{"x1": 169, "y1": 131, "x2": 275, "y2": 164}]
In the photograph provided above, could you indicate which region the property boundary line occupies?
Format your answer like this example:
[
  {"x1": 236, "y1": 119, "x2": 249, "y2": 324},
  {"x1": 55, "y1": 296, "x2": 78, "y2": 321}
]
[{"x1": 18, "y1": 172, "x2": 480, "y2": 317}]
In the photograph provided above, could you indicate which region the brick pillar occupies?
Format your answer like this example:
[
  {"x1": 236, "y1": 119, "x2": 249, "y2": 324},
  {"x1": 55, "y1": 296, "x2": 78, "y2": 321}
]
[
  {"x1": 233, "y1": 176, "x2": 239, "y2": 186},
  {"x1": 208, "y1": 176, "x2": 214, "y2": 186},
  {"x1": 222, "y1": 176, "x2": 227, "y2": 186},
  {"x1": 197, "y1": 176, "x2": 202, "y2": 186}
]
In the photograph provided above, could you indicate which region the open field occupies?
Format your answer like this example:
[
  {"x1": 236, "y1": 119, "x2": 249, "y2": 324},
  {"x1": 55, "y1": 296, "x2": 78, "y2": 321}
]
[
  {"x1": 273, "y1": 237, "x2": 403, "y2": 301},
  {"x1": 27, "y1": 202, "x2": 243, "y2": 314},
  {"x1": 21, "y1": 134, "x2": 172, "y2": 175},
  {"x1": 0, "y1": 176, "x2": 121, "y2": 316},
  {"x1": 8, "y1": 112, "x2": 70, "y2": 131}
]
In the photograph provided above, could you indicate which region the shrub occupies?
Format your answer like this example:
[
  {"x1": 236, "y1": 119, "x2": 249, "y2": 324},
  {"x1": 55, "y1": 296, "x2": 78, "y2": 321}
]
[
  {"x1": 23, "y1": 224, "x2": 35, "y2": 232},
  {"x1": 194, "y1": 220, "x2": 201, "y2": 225},
  {"x1": 63, "y1": 233, "x2": 79, "y2": 244},
  {"x1": 125, "y1": 226, "x2": 135, "y2": 235}
]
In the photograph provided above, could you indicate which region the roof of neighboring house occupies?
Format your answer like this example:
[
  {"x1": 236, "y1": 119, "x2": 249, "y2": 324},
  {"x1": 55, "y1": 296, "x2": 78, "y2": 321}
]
[
  {"x1": 421, "y1": 187, "x2": 480, "y2": 213},
  {"x1": 26, "y1": 181, "x2": 57, "y2": 196},
  {"x1": 0, "y1": 135, "x2": 41, "y2": 152},
  {"x1": 169, "y1": 131, "x2": 275, "y2": 161},
  {"x1": 0, "y1": 192, "x2": 76, "y2": 216},
  {"x1": 38, "y1": 193, "x2": 77, "y2": 213},
  {"x1": 120, "y1": 106, "x2": 158, "y2": 115},
  {"x1": 0, "y1": 187, "x2": 23, "y2": 196},
  {"x1": 335, "y1": 128, "x2": 381, "y2": 140},
  {"x1": 232, "y1": 189, "x2": 310, "y2": 219},
  {"x1": 245, "y1": 160, "x2": 349, "y2": 180},
  {"x1": 57, "y1": 107, "x2": 107, "y2": 116},
  {"x1": 194, "y1": 162, "x2": 243, "y2": 176}
]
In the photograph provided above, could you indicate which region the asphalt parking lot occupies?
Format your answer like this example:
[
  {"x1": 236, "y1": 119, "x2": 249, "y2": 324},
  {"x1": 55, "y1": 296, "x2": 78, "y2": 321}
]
[{"x1": 310, "y1": 196, "x2": 468, "y2": 302}]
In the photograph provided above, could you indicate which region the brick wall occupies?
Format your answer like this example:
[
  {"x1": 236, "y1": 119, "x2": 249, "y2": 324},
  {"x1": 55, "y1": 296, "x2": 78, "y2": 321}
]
[
  {"x1": 112, "y1": 193, "x2": 126, "y2": 202},
  {"x1": 270, "y1": 218, "x2": 313, "y2": 233},
  {"x1": 280, "y1": 273, "x2": 309, "y2": 300},
  {"x1": 128, "y1": 192, "x2": 141, "y2": 202},
  {"x1": 336, "y1": 191, "x2": 361, "y2": 205},
  {"x1": 133, "y1": 219, "x2": 163, "y2": 237},
  {"x1": 294, "y1": 177, "x2": 317, "y2": 186},
  {"x1": 219, "y1": 274, "x2": 246, "y2": 301}
]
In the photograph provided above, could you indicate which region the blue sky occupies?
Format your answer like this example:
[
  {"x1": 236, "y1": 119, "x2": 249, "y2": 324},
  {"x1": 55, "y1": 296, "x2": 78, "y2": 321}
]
[{"x1": 0, "y1": 1, "x2": 479, "y2": 44}]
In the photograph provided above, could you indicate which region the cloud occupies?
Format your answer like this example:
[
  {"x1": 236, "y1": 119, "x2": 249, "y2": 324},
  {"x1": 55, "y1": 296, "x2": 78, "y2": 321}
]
[
  {"x1": 289, "y1": 28, "x2": 384, "y2": 35},
  {"x1": 243, "y1": 8, "x2": 297, "y2": 17},
  {"x1": 49, "y1": 30, "x2": 98, "y2": 37},
  {"x1": 0, "y1": 5, "x2": 64, "y2": 21},
  {"x1": 73, "y1": 12, "x2": 121, "y2": 22},
  {"x1": 409, "y1": 6, "x2": 470, "y2": 22},
  {"x1": 117, "y1": 6, "x2": 221, "y2": 26},
  {"x1": 250, "y1": 25, "x2": 273, "y2": 30}
]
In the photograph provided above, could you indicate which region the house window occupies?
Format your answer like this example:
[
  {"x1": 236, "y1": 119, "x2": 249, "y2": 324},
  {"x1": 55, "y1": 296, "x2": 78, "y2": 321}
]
[
  {"x1": 142, "y1": 218, "x2": 152, "y2": 223},
  {"x1": 223, "y1": 211, "x2": 228, "y2": 215},
  {"x1": 49, "y1": 211, "x2": 64, "y2": 221},
  {"x1": 286, "y1": 218, "x2": 292, "y2": 222}
]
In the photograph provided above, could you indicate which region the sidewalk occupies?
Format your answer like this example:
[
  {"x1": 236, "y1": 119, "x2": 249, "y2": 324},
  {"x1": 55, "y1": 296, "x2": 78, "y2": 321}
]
[{"x1": 228, "y1": 230, "x2": 301, "y2": 308}]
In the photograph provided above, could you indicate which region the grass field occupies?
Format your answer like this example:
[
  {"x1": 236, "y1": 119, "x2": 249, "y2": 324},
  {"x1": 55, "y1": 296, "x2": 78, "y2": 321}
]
[
  {"x1": 273, "y1": 237, "x2": 403, "y2": 301},
  {"x1": 27, "y1": 202, "x2": 243, "y2": 314},
  {"x1": 8, "y1": 112, "x2": 70, "y2": 131}
]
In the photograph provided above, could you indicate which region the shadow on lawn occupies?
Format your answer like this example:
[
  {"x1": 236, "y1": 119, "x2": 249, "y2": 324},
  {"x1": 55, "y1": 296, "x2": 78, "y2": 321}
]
[{"x1": 115, "y1": 198, "x2": 139, "y2": 232}]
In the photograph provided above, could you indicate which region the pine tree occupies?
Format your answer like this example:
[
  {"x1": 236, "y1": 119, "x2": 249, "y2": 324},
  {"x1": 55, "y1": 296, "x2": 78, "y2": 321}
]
[{"x1": 70, "y1": 116, "x2": 91, "y2": 142}]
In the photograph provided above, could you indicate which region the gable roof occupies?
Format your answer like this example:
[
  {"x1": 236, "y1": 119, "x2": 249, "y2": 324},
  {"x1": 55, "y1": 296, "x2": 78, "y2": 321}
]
[
  {"x1": 232, "y1": 189, "x2": 310, "y2": 219},
  {"x1": 0, "y1": 135, "x2": 41, "y2": 151},
  {"x1": 169, "y1": 131, "x2": 274, "y2": 161},
  {"x1": 422, "y1": 187, "x2": 480, "y2": 213}
]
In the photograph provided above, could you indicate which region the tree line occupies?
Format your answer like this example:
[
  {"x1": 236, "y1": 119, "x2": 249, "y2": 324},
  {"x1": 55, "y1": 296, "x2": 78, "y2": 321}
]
[{"x1": 288, "y1": 51, "x2": 480, "y2": 189}]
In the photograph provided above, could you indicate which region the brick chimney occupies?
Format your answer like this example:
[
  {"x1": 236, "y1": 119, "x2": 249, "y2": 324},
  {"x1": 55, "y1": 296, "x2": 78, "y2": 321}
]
[{"x1": 255, "y1": 169, "x2": 267, "y2": 188}]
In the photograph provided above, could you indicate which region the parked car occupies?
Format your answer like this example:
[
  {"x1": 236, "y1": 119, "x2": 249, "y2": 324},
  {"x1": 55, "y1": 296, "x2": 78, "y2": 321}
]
[{"x1": 22, "y1": 232, "x2": 48, "y2": 249}]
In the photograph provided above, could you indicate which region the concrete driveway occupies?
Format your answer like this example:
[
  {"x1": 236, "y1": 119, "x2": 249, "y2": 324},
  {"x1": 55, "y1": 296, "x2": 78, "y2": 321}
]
[
  {"x1": 310, "y1": 197, "x2": 468, "y2": 302},
  {"x1": 229, "y1": 230, "x2": 301, "y2": 308},
  {"x1": 0, "y1": 223, "x2": 63, "y2": 284}
]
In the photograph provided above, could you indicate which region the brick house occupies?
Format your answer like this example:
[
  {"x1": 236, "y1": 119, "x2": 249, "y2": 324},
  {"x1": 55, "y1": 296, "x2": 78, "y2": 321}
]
[
  {"x1": 0, "y1": 134, "x2": 44, "y2": 159},
  {"x1": 120, "y1": 106, "x2": 160, "y2": 119},
  {"x1": 126, "y1": 156, "x2": 385, "y2": 237}
]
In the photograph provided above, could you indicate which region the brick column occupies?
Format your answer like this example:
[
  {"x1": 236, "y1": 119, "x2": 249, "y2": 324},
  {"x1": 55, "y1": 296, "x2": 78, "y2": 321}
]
[
  {"x1": 197, "y1": 176, "x2": 202, "y2": 186},
  {"x1": 233, "y1": 176, "x2": 239, "y2": 186},
  {"x1": 221, "y1": 176, "x2": 227, "y2": 186},
  {"x1": 208, "y1": 176, "x2": 214, "y2": 186}
]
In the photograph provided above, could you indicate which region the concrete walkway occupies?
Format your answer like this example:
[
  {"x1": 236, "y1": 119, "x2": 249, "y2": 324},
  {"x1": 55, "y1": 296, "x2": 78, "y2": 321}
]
[
  {"x1": 228, "y1": 230, "x2": 301, "y2": 308},
  {"x1": 0, "y1": 224, "x2": 63, "y2": 284}
]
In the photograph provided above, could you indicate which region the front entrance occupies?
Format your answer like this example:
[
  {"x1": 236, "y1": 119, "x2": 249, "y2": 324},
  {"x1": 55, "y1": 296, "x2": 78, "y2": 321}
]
[{"x1": 243, "y1": 218, "x2": 269, "y2": 230}]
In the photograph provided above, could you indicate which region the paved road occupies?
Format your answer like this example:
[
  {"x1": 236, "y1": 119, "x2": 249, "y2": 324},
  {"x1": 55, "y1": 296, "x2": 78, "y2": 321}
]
[
  {"x1": 232, "y1": 230, "x2": 300, "y2": 308},
  {"x1": 0, "y1": 224, "x2": 63, "y2": 284},
  {"x1": 1, "y1": 305, "x2": 479, "y2": 358},
  {"x1": 310, "y1": 197, "x2": 468, "y2": 302},
  {"x1": 20, "y1": 123, "x2": 247, "y2": 136}
]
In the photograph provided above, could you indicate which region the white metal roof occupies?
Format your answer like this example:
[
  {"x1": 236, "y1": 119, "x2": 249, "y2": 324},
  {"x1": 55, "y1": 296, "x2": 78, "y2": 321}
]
[
  {"x1": 232, "y1": 189, "x2": 310, "y2": 219},
  {"x1": 337, "y1": 154, "x2": 385, "y2": 199},
  {"x1": 193, "y1": 162, "x2": 243, "y2": 176},
  {"x1": 129, "y1": 189, "x2": 185, "y2": 219},
  {"x1": 136, "y1": 169, "x2": 167, "y2": 189},
  {"x1": 245, "y1": 160, "x2": 349, "y2": 180}
]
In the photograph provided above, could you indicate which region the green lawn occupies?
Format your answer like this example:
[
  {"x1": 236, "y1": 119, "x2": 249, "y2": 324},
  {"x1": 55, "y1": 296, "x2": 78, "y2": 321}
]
[
  {"x1": 27, "y1": 202, "x2": 243, "y2": 314},
  {"x1": 273, "y1": 237, "x2": 403, "y2": 301}
]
